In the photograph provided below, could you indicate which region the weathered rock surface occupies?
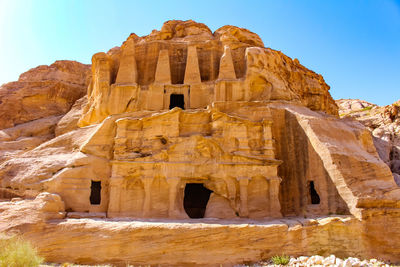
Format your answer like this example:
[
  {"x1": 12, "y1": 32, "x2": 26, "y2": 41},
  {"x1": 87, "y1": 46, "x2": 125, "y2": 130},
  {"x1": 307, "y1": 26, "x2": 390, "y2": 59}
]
[
  {"x1": 55, "y1": 96, "x2": 88, "y2": 136},
  {"x1": 337, "y1": 99, "x2": 400, "y2": 184},
  {"x1": 0, "y1": 192, "x2": 65, "y2": 232},
  {"x1": 0, "y1": 115, "x2": 62, "y2": 164},
  {"x1": 0, "y1": 60, "x2": 91, "y2": 129},
  {"x1": 0, "y1": 61, "x2": 91, "y2": 165},
  {"x1": 0, "y1": 196, "x2": 396, "y2": 266},
  {"x1": 0, "y1": 20, "x2": 399, "y2": 266}
]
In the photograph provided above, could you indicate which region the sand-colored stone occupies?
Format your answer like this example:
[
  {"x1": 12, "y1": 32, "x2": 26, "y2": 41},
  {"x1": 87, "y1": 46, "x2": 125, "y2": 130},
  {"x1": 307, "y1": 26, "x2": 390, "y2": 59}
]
[
  {"x1": 55, "y1": 96, "x2": 88, "y2": 136},
  {"x1": 184, "y1": 46, "x2": 202, "y2": 84},
  {"x1": 218, "y1": 45, "x2": 236, "y2": 80},
  {"x1": 115, "y1": 38, "x2": 138, "y2": 85},
  {"x1": 0, "y1": 20, "x2": 399, "y2": 265},
  {"x1": 154, "y1": 49, "x2": 172, "y2": 84},
  {"x1": 78, "y1": 20, "x2": 337, "y2": 127},
  {"x1": 0, "y1": 60, "x2": 90, "y2": 130},
  {"x1": 337, "y1": 99, "x2": 400, "y2": 182}
]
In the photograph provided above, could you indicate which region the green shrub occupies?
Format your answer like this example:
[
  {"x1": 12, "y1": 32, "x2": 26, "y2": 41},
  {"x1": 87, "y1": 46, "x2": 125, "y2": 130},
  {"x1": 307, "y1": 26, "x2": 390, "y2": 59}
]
[
  {"x1": 0, "y1": 235, "x2": 43, "y2": 267},
  {"x1": 271, "y1": 254, "x2": 290, "y2": 265},
  {"x1": 360, "y1": 106, "x2": 373, "y2": 112}
]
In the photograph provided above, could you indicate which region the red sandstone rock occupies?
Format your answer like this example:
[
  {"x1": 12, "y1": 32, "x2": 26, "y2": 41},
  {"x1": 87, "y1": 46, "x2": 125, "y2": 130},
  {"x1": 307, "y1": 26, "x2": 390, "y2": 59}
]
[{"x1": 0, "y1": 60, "x2": 90, "y2": 129}]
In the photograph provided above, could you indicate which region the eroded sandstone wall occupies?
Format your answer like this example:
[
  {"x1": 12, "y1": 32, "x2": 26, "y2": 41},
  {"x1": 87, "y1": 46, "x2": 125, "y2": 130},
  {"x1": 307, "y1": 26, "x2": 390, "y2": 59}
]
[
  {"x1": 270, "y1": 108, "x2": 349, "y2": 216},
  {"x1": 0, "y1": 61, "x2": 91, "y2": 165},
  {"x1": 337, "y1": 99, "x2": 400, "y2": 184},
  {"x1": 0, "y1": 61, "x2": 90, "y2": 129}
]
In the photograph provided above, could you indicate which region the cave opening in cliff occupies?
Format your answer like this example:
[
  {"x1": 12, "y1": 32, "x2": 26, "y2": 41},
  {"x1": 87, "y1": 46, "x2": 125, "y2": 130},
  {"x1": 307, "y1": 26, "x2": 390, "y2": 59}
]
[
  {"x1": 90, "y1": 181, "x2": 101, "y2": 205},
  {"x1": 183, "y1": 183, "x2": 212, "y2": 218},
  {"x1": 309, "y1": 181, "x2": 320, "y2": 204},
  {"x1": 169, "y1": 94, "x2": 185, "y2": 109}
]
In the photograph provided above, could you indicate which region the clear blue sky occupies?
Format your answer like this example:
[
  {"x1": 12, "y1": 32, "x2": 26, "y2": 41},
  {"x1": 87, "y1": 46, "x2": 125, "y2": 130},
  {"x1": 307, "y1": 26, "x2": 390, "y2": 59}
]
[{"x1": 0, "y1": 0, "x2": 399, "y2": 105}]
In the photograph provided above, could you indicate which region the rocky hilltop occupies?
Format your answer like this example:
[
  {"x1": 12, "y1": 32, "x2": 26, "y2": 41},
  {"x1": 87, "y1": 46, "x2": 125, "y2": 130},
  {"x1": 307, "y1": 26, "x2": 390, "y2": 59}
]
[
  {"x1": 337, "y1": 99, "x2": 400, "y2": 184},
  {"x1": 0, "y1": 20, "x2": 399, "y2": 266},
  {"x1": 0, "y1": 61, "x2": 90, "y2": 165}
]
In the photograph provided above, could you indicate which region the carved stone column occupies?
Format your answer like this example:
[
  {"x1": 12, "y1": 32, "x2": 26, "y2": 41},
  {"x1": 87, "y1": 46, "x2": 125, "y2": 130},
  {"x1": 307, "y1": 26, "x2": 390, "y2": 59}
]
[
  {"x1": 262, "y1": 119, "x2": 275, "y2": 158},
  {"x1": 107, "y1": 176, "x2": 124, "y2": 218},
  {"x1": 269, "y1": 176, "x2": 282, "y2": 217},
  {"x1": 237, "y1": 177, "x2": 251, "y2": 217},
  {"x1": 225, "y1": 178, "x2": 238, "y2": 210},
  {"x1": 142, "y1": 177, "x2": 154, "y2": 217},
  {"x1": 166, "y1": 177, "x2": 181, "y2": 218}
]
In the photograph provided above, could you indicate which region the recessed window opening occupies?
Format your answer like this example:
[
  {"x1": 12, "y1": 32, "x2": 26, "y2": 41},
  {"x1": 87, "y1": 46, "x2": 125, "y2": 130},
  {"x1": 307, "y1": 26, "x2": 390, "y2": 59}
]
[
  {"x1": 309, "y1": 181, "x2": 320, "y2": 205},
  {"x1": 90, "y1": 181, "x2": 101, "y2": 205},
  {"x1": 183, "y1": 183, "x2": 212, "y2": 218},
  {"x1": 169, "y1": 94, "x2": 185, "y2": 109}
]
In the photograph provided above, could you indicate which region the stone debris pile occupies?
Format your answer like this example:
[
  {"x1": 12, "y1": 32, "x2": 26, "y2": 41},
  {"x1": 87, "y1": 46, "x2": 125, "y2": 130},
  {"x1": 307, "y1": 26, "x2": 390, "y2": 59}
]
[
  {"x1": 288, "y1": 255, "x2": 390, "y2": 267},
  {"x1": 236, "y1": 255, "x2": 392, "y2": 266}
]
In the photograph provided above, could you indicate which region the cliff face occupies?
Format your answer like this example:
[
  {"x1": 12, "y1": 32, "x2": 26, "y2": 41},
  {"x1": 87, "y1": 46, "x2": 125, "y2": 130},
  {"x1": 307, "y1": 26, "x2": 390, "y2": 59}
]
[
  {"x1": 0, "y1": 61, "x2": 90, "y2": 164},
  {"x1": 0, "y1": 60, "x2": 91, "y2": 129},
  {"x1": 0, "y1": 20, "x2": 399, "y2": 265},
  {"x1": 337, "y1": 99, "x2": 400, "y2": 184}
]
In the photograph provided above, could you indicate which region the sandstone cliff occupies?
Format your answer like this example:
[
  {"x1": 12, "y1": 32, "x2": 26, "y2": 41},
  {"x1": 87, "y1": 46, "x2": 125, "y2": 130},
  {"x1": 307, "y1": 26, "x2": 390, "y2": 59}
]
[
  {"x1": 337, "y1": 99, "x2": 400, "y2": 184},
  {"x1": 0, "y1": 61, "x2": 90, "y2": 164},
  {"x1": 0, "y1": 60, "x2": 90, "y2": 129},
  {"x1": 0, "y1": 20, "x2": 399, "y2": 265}
]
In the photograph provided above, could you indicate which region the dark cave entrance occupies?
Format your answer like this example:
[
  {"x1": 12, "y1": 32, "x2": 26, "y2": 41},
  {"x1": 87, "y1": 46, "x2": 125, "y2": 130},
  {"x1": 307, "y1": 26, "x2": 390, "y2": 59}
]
[
  {"x1": 183, "y1": 183, "x2": 212, "y2": 218},
  {"x1": 90, "y1": 181, "x2": 101, "y2": 205},
  {"x1": 169, "y1": 94, "x2": 185, "y2": 109},
  {"x1": 309, "y1": 181, "x2": 320, "y2": 205}
]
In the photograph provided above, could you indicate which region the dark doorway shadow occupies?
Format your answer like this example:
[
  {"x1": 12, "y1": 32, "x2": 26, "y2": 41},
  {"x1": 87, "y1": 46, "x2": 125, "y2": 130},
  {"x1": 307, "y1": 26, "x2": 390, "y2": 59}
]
[
  {"x1": 184, "y1": 183, "x2": 212, "y2": 218},
  {"x1": 169, "y1": 94, "x2": 185, "y2": 109},
  {"x1": 90, "y1": 181, "x2": 101, "y2": 205}
]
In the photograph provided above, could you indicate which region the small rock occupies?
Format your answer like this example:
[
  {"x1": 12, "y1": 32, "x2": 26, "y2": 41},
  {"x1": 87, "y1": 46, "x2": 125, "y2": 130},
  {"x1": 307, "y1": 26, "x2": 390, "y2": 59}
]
[
  {"x1": 343, "y1": 259, "x2": 353, "y2": 267},
  {"x1": 323, "y1": 255, "x2": 336, "y2": 265},
  {"x1": 298, "y1": 256, "x2": 308, "y2": 263},
  {"x1": 335, "y1": 258, "x2": 344, "y2": 266},
  {"x1": 313, "y1": 255, "x2": 324, "y2": 265}
]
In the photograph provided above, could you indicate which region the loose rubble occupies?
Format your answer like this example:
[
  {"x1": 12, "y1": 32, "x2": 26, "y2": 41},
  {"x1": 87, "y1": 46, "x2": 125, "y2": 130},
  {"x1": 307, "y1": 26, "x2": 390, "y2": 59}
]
[{"x1": 236, "y1": 255, "x2": 394, "y2": 266}]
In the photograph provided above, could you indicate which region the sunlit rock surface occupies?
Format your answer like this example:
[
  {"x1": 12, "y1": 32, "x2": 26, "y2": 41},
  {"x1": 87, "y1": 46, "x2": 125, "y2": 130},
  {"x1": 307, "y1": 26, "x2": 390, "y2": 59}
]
[{"x1": 0, "y1": 20, "x2": 399, "y2": 265}]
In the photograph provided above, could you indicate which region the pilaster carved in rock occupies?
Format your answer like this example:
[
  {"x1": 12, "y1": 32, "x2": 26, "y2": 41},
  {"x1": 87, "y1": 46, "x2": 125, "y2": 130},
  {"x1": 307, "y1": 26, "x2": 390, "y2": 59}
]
[
  {"x1": 237, "y1": 177, "x2": 251, "y2": 217},
  {"x1": 107, "y1": 176, "x2": 124, "y2": 217},
  {"x1": 166, "y1": 177, "x2": 181, "y2": 218},
  {"x1": 269, "y1": 176, "x2": 282, "y2": 217}
]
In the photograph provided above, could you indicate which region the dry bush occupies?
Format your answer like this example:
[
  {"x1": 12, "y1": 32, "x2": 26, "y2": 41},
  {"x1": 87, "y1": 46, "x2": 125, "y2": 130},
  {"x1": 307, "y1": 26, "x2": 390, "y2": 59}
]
[{"x1": 0, "y1": 235, "x2": 43, "y2": 267}]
